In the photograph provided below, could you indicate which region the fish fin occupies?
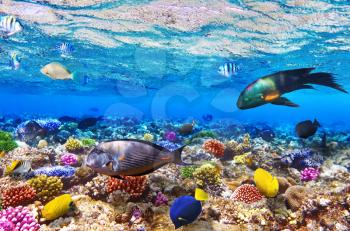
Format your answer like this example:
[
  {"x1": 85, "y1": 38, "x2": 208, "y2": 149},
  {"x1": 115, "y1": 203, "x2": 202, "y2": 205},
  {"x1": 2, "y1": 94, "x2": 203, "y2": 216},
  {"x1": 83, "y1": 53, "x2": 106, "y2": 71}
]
[
  {"x1": 304, "y1": 72, "x2": 348, "y2": 93},
  {"x1": 70, "y1": 72, "x2": 77, "y2": 81},
  {"x1": 195, "y1": 188, "x2": 209, "y2": 201},
  {"x1": 270, "y1": 97, "x2": 299, "y2": 107},
  {"x1": 172, "y1": 145, "x2": 187, "y2": 165},
  {"x1": 313, "y1": 119, "x2": 321, "y2": 127},
  {"x1": 294, "y1": 85, "x2": 315, "y2": 90}
]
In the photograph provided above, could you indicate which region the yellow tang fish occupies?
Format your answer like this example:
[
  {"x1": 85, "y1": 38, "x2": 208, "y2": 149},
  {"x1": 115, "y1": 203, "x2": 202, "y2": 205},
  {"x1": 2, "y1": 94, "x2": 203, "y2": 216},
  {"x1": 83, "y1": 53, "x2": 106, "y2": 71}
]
[
  {"x1": 253, "y1": 168, "x2": 279, "y2": 197},
  {"x1": 195, "y1": 188, "x2": 209, "y2": 201},
  {"x1": 42, "y1": 194, "x2": 73, "y2": 221},
  {"x1": 40, "y1": 62, "x2": 74, "y2": 80}
]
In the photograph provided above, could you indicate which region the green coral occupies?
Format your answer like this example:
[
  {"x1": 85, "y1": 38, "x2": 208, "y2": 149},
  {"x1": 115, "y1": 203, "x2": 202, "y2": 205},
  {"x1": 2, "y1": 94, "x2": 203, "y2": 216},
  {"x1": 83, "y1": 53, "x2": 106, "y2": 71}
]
[
  {"x1": 65, "y1": 138, "x2": 83, "y2": 153},
  {"x1": 193, "y1": 163, "x2": 221, "y2": 187},
  {"x1": 0, "y1": 130, "x2": 17, "y2": 153},
  {"x1": 81, "y1": 138, "x2": 96, "y2": 147},
  {"x1": 27, "y1": 175, "x2": 63, "y2": 203},
  {"x1": 180, "y1": 165, "x2": 197, "y2": 179}
]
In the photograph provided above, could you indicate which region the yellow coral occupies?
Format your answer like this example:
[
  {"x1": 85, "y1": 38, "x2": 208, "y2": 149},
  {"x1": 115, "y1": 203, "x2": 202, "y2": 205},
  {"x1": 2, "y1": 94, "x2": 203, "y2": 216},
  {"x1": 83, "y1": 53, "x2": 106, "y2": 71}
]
[
  {"x1": 64, "y1": 138, "x2": 83, "y2": 153},
  {"x1": 143, "y1": 133, "x2": 154, "y2": 142},
  {"x1": 193, "y1": 163, "x2": 221, "y2": 187},
  {"x1": 254, "y1": 168, "x2": 279, "y2": 198},
  {"x1": 27, "y1": 175, "x2": 63, "y2": 203},
  {"x1": 233, "y1": 152, "x2": 250, "y2": 164}
]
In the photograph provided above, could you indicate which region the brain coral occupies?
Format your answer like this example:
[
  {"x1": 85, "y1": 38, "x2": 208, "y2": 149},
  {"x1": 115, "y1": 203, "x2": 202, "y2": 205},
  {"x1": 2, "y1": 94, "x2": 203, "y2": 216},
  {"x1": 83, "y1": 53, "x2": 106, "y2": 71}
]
[
  {"x1": 1, "y1": 185, "x2": 36, "y2": 209},
  {"x1": 202, "y1": 139, "x2": 225, "y2": 158},
  {"x1": 231, "y1": 184, "x2": 263, "y2": 204},
  {"x1": 284, "y1": 185, "x2": 311, "y2": 211},
  {"x1": 106, "y1": 176, "x2": 148, "y2": 198},
  {"x1": 27, "y1": 175, "x2": 63, "y2": 203}
]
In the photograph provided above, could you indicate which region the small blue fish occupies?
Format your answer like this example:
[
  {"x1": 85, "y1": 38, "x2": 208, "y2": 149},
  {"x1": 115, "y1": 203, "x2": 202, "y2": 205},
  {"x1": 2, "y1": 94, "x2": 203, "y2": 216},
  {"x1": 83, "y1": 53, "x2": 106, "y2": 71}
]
[
  {"x1": 9, "y1": 53, "x2": 20, "y2": 70},
  {"x1": 218, "y1": 62, "x2": 238, "y2": 78},
  {"x1": 170, "y1": 196, "x2": 202, "y2": 229},
  {"x1": 0, "y1": 15, "x2": 23, "y2": 37},
  {"x1": 56, "y1": 42, "x2": 74, "y2": 56}
]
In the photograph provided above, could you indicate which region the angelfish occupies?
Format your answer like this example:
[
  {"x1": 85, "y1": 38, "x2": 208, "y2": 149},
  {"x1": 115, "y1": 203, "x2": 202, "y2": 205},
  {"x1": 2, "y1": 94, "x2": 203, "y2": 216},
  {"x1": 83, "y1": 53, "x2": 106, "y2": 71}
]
[
  {"x1": 237, "y1": 68, "x2": 348, "y2": 109},
  {"x1": 86, "y1": 139, "x2": 186, "y2": 178}
]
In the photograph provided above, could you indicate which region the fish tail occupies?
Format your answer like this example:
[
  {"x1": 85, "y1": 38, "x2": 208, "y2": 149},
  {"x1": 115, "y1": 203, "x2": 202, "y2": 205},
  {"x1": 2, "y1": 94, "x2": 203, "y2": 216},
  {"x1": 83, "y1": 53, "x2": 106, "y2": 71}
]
[
  {"x1": 304, "y1": 72, "x2": 348, "y2": 93},
  {"x1": 172, "y1": 145, "x2": 187, "y2": 165}
]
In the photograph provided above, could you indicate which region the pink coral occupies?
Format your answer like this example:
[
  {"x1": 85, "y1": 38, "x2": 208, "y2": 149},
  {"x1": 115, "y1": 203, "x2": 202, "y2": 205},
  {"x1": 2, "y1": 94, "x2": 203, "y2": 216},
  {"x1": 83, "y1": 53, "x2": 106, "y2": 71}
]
[
  {"x1": 0, "y1": 217, "x2": 14, "y2": 231},
  {"x1": 0, "y1": 206, "x2": 40, "y2": 231},
  {"x1": 60, "y1": 153, "x2": 78, "y2": 166},
  {"x1": 165, "y1": 131, "x2": 177, "y2": 142},
  {"x1": 300, "y1": 167, "x2": 319, "y2": 181},
  {"x1": 231, "y1": 184, "x2": 263, "y2": 204}
]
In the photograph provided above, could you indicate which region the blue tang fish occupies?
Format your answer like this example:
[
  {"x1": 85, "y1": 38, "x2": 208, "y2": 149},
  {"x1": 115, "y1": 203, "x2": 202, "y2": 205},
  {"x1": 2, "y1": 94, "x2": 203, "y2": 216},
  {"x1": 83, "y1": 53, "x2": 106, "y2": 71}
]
[{"x1": 170, "y1": 196, "x2": 202, "y2": 229}]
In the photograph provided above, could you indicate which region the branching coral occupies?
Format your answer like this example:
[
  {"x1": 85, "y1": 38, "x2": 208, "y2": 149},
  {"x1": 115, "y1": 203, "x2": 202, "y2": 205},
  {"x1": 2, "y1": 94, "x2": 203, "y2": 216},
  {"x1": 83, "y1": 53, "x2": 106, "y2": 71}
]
[
  {"x1": 2, "y1": 185, "x2": 36, "y2": 208},
  {"x1": 80, "y1": 138, "x2": 96, "y2": 147},
  {"x1": 60, "y1": 153, "x2": 78, "y2": 166},
  {"x1": 193, "y1": 163, "x2": 221, "y2": 188},
  {"x1": 0, "y1": 206, "x2": 40, "y2": 231},
  {"x1": 202, "y1": 139, "x2": 225, "y2": 158},
  {"x1": 179, "y1": 165, "x2": 197, "y2": 179},
  {"x1": 0, "y1": 130, "x2": 17, "y2": 153},
  {"x1": 27, "y1": 175, "x2": 63, "y2": 203},
  {"x1": 64, "y1": 138, "x2": 83, "y2": 153},
  {"x1": 106, "y1": 176, "x2": 148, "y2": 198},
  {"x1": 300, "y1": 167, "x2": 319, "y2": 181},
  {"x1": 231, "y1": 184, "x2": 263, "y2": 204},
  {"x1": 280, "y1": 149, "x2": 323, "y2": 170},
  {"x1": 85, "y1": 175, "x2": 108, "y2": 199}
]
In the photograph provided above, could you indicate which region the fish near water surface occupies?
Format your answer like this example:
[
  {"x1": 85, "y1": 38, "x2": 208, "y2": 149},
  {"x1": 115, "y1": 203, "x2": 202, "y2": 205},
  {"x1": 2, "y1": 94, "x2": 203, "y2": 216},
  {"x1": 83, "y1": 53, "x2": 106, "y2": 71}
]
[
  {"x1": 0, "y1": 15, "x2": 23, "y2": 37},
  {"x1": 86, "y1": 139, "x2": 186, "y2": 177},
  {"x1": 40, "y1": 62, "x2": 74, "y2": 80},
  {"x1": 295, "y1": 119, "x2": 321, "y2": 139},
  {"x1": 237, "y1": 68, "x2": 348, "y2": 109}
]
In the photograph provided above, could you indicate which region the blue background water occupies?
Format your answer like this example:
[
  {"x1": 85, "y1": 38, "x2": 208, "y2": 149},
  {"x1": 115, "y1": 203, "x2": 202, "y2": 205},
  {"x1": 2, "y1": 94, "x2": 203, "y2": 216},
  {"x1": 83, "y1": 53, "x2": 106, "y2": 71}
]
[{"x1": 0, "y1": 0, "x2": 349, "y2": 126}]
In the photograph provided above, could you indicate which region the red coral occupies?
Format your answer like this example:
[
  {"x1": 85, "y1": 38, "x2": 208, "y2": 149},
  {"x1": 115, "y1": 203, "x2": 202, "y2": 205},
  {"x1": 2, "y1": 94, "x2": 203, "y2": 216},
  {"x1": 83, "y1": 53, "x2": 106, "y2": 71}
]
[
  {"x1": 203, "y1": 139, "x2": 225, "y2": 158},
  {"x1": 231, "y1": 184, "x2": 263, "y2": 204},
  {"x1": 2, "y1": 185, "x2": 36, "y2": 208},
  {"x1": 106, "y1": 176, "x2": 148, "y2": 198}
]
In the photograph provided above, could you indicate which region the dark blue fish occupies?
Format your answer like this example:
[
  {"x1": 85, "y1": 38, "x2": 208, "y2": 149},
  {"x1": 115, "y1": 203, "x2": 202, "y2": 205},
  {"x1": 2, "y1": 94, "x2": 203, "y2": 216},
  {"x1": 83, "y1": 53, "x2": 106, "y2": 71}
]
[
  {"x1": 202, "y1": 114, "x2": 213, "y2": 122},
  {"x1": 170, "y1": 196, "x2": 202, "y2": 229}
]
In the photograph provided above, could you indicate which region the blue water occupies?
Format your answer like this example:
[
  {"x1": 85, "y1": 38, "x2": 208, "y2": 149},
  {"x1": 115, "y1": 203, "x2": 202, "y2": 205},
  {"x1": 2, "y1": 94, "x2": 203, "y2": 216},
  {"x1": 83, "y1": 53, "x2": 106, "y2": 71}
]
[{"x1": 0, "y1": 0, "x2": 349, "y2": 126}]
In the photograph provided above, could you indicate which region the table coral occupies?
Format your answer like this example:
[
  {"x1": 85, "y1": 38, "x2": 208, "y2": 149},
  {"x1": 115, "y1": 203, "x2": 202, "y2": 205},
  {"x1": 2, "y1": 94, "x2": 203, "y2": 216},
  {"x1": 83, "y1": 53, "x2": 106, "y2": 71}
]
[
  {"x1": 193, "y1": 163, "x2": 221, "y2": 188},
  {"x1": 202, "y1": 139, "x2": 225, "y2": 158},
  {"x1": 106, "y1": 176, "x2": 148, "y2": 198},
  {"x1": 0, "y1": 206, "x2": 40, "y2": 231},
  {"x1": 2, "y1": 185, "x2": 36, "y2": 209},
  {"x1": 64, "y1": 138, "x2": 83, "y2": 153},
  {"x1": 231, "y1": 184, "x2": 263, "y2": 204},
  {"x1": 27, "y1": 175, "x2": 63, "y2": 203}
]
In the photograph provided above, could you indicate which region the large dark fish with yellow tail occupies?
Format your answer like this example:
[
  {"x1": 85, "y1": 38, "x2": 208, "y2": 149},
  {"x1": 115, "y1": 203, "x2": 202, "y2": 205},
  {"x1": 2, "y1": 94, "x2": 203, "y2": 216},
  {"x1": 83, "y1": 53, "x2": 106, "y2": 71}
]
[
  {"x1": 237, "y1": 68, "x2": 348, "y2": 109},
  {"x1": 86, "y1": 139, "x2": 187, "y2": 179}
]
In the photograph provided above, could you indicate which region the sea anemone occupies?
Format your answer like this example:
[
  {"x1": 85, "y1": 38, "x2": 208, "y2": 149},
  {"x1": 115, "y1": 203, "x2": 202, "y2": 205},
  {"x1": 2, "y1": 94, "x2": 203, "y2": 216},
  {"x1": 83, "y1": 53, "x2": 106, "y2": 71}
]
[{"x1": 202, "y1": 139, "x2": 225, "y2": 158}]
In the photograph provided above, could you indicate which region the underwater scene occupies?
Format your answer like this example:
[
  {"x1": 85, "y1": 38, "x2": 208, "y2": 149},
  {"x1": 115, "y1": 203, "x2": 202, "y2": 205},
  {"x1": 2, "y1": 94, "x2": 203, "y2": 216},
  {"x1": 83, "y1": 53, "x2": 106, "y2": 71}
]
[{"x1": 1, "y1": 0, "x2": 350, "y2": 230}]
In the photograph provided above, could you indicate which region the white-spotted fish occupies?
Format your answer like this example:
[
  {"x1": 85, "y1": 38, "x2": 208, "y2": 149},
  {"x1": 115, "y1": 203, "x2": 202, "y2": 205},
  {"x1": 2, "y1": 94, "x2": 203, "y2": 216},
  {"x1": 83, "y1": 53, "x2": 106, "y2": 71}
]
[
  {"x1": 9, "y1": 52, "x2": 20, "y2": 70},
  {"x1": 56, "y1": 42, "x2": 74, "y2": 57},
  {"x1": 0, "y1": 15, "x2": 23, "y2": 37},
  {"x1": 86, "y1": 139, "x2": 187, "y2": 179},
  {"x1": 218, "y1": 62, "x2": 238, "y2": 78}
]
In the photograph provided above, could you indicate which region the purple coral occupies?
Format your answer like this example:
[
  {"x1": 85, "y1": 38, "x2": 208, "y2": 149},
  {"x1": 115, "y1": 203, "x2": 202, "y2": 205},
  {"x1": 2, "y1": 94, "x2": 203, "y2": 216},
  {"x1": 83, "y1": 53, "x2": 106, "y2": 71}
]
[
  {"x1": 153, "y1": 191, "x2": 168, "y2": 207},
  {"x1": 60, "y1": 153, "x2": 78, "y2": 166},
  {"x1": 155, "y1": 140, "x2": 181, "y2": 151},
  {"x1": 165, "y1": 131, "x2": 177, "y2": 142},
  {"x1": 300, "y1": 167, "x2": 320, "y2": 181},
  {"x1": 280, "y1": 149, "x2": 323, "y2": 170},
  {"x1": 0, "y1": 206, "x2": 40, "y2": 231}
]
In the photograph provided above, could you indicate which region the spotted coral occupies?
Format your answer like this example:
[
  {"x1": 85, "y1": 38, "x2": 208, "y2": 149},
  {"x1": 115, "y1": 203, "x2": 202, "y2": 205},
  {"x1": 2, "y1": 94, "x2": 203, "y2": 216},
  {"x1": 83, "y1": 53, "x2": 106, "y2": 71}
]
[
  {"x1": 27, "y1": 175, "x2": 63, "y2": 203},
  {"x1": 202, "y1": 139, "x2": 225, "y2": 158},
  {"x1": 1, "y1": 185, "x2": 36, "y2": 209},
  {"x1": 231, "y1": 184, "x2": 263, "y2": 204},
  {"x1": 32, "y1": 166, "x2": 76, "y2": 178},
  {"x1": 0, "y1": 206, "x2": 40, "y2": 231},
  {"x1": 106, "y1": 176, "x2": 148, "y2": 198},
  {"x1": 64, "y1": 138, "x2": 83, "y2": 153},
  {"x1": 193, "y1": 163, "x2": 221, "y2": 188}
]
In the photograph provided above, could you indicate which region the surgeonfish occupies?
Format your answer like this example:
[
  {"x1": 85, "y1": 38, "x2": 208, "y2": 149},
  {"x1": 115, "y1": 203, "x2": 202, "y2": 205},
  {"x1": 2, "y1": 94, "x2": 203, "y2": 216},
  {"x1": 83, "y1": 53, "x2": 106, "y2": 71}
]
[
  {"x1": 40, "y1": 62, "x2": 74, "y2": 80},
  {"x1": 0, "y1": 15, "x2": 23, "y2": 37},
  {"x1": 194, "y1": 188, "x2": 209, "y2": 201},
  {"x1": 42, "y1": 194, "x2": 73, "y2": 220},
  {"x1": 179, "y1": 121, "x2": 195, "y2": 135},
  {"x1": 86, "y1": 139, "x2": 187, "y2": 178},
  {"x1": 295, "y1": 119, "x2": 321, "y2": 139},
  {"x1": 170, "y1": 195, "x2": 202, "y2": 229},
  {"x1": 253, "y1": 168, "x2": 279, "y2": 197},
  {"x1": 5, "y1": 160, "x2": 32, "y2": 176},
  {"x1": 218, "y1": 62, "x2": 238, "y2": 78},
  {"x1": 237, "y1": 68, "x2": 348, "y2": 109}
]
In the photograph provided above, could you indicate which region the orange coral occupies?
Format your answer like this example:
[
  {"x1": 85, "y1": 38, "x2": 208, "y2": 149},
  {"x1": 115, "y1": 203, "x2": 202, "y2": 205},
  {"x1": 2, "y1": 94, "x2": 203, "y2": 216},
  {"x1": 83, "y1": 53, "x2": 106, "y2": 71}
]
[
  {"x1": 106, "y1": 176, "x2": 148, "y2": 198},
  {"x1": 2, "y1": 185, "x2": 36, "y2": 208},
  {"x1": 202, "y1": 139, "x2": 225, "y2": 158}
]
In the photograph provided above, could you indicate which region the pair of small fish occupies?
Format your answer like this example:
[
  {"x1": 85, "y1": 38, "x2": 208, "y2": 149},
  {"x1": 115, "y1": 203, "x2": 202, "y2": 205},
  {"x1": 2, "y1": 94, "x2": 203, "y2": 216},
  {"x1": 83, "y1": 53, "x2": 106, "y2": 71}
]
[{"x1": 0, "y1": 15, "x2": 23, "y2": 37}]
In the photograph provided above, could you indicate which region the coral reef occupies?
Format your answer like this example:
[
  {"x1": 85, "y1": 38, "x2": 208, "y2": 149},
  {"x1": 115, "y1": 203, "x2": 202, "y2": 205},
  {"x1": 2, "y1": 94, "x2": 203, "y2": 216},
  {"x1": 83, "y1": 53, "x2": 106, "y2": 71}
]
[
  {"x1": 143, "y1": 133, "x2": 154, "y2": 142},
  {"x1": 106, "y1": 176, "x2": 148, "y2": 198},
  {"x1": 84, "y1": 175, "x2": 108, "y2": 199},
  {"x1": 0, "y1": 130, "x2": 17, "y2": 153},
  {"x1": 0, "y1": 206, "x2": 40, "y2": 231},
  {"x1": 64, "y1": 138, "x2": 83, "y2": 153},
  {"x1": 37, "y1": 139, "x2": 48, "y2": 149},
  {"x1": 280, "y1": 149, "x2": 324, "y2": 170},
  {"x1": 33, "y1": 166, "x2": 76, "y2": 178},
  {"x1": 202, "y1": 139, "x2": 225, "y2": 158},
  {"x1": 165, "y1": 131, "x2": 177, "y2": 142},
  {"x1": 231, "y1": 184, "x2": 263, "y2": 204},
  {"x1": 80, "y1": 138, "x2": 96, "y2": 147},
  {"x1": 1, "y1": 185, "x2": 36, "y2": 208},
  {"x1": 27, "y1": 175, "x2": 63, "y2": 203},
  {"x1": 153, "y1": 192, "x2": 168, "y2": 207},
  {"x1": 284, "y1": 185, "x2": 311, "y2": 211},
  {"x1": 300, "y1": 167, "x2": 320, "y2": 181},
  {"x1": 193, "y1": 163, "x2": 221, "y2": 188},
  {"x1": 60, "y1": 153, "x2": 78, "y2": 166},
  {"x1": 35, "y1": 119, "x2": 61, "y2": 132},
  {"x1": 180, "y1": 165, "x2": 197, "y2": 179}
]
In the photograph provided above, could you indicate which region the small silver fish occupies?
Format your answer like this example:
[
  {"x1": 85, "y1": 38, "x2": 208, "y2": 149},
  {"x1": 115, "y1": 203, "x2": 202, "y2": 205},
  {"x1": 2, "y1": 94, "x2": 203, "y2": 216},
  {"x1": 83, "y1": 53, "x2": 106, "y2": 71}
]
[
  {"x1": 40, "y1": 62, "x2": 74, "y2": 80},
  {"x1": 218, "y1": 62, "x2": 238, "y2": 78},
  {"x1": 86, "y1": 139, "x2": 186, "y2": 178},
  {"x1": 0, "y1": 15, "x2": 23, "y2": 37}
]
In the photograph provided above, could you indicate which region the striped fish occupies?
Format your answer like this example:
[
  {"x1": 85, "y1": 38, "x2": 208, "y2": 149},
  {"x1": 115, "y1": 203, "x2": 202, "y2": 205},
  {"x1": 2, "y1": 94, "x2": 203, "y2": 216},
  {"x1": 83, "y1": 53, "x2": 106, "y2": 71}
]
[
  {"x1": 86, "y1": 139, "x2": 186, "y2": 178},
  {"x1": 218, "y1": 62, "x2": 238, "y2": 78},
  {"x1": 0, "y1": 15, "x2": 23, "y2": 37},
  {"x1": 9, "y1": 52, "x2": 20, "y2": 70},
  {"x1": 56, "y1": 42, "x2": 74, "y2": 56},
  {"x1": 5, "y1": 160, "x2": 32, "y2": 176}
]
